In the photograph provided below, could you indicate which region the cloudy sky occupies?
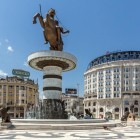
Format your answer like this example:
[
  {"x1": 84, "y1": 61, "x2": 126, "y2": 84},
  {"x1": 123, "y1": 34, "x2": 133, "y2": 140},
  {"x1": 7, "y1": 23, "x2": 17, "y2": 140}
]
[{"x1": 0, "y1": 0, "x2": 140, "y2": 97}]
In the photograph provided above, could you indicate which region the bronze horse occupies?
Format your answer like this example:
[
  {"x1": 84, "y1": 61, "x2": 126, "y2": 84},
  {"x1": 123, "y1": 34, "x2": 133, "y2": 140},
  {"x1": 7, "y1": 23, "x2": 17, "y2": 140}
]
[{"x1": 33, "y1": 8, "x2": 69, "y2": 51}]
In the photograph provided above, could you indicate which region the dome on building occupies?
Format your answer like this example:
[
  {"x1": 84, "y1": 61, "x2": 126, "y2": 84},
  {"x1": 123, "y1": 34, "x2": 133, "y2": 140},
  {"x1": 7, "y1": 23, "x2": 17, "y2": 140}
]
[{"x1": 87, "y1": 51, "x2": 140, "y2": 70}]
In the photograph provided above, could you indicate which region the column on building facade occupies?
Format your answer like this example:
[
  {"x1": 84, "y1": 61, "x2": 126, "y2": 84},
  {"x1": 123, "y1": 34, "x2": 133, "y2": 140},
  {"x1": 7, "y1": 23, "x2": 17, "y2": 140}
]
[
  {"x1": 6, "y1": 85, "x2": 8, "y2": 105},
  {"x1": 111, "y1": 66, "x2": 114, "y2": 99},
  {"x1": 103, "y1": 69, "x2": 105, "y2": 99}
]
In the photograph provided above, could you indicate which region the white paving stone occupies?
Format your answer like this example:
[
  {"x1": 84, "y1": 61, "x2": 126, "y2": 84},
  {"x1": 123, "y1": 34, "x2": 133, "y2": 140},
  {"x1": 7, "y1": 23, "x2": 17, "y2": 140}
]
[{"x1": 1, "y1": 126, "x2": 140, "y2": 140}]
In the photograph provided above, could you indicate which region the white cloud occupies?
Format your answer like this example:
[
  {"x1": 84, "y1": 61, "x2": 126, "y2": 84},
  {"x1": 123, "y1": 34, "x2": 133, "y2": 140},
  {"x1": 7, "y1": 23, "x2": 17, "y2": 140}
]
[
  {"x1": 7, "y1": 46, "x2": 14, "y2": 52},
  {"x1": 5, "y1": 39, "x2": 9, "y2": 43},
  {"x1": 24, "y1": 62, "x2": 28, "y2": 67},
  {"x1": 0, "y1": 70, "x2": 8, "y2": 77}
]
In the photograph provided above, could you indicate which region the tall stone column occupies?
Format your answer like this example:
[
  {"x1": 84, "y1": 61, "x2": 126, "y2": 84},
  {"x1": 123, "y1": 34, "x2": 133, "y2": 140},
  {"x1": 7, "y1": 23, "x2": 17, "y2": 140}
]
[
  {"x1": 28, "y1": 50, "x2": 77, "y2": 119},
  {"x1": 43, "y1": 66, "x2": 62, "y2": 100}
]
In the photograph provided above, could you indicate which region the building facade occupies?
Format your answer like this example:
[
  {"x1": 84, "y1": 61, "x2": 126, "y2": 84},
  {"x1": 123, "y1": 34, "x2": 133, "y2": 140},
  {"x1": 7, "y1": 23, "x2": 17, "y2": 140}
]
[
  {"x1": 84, "y1": 51, "x2": 140, "y2": 119},
  {"x1": 62, "y1": 94, "x2": 84, "y2": 115},
  {"x1": 0, "y1": 76, "x2": 39, "y2": 118}
]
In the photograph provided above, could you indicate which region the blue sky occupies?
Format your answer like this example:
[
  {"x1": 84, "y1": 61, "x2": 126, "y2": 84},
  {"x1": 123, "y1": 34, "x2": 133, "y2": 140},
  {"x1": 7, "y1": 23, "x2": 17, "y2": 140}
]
[{"x1": 0, "y1": 0, "x2": 140, "y2": 97}]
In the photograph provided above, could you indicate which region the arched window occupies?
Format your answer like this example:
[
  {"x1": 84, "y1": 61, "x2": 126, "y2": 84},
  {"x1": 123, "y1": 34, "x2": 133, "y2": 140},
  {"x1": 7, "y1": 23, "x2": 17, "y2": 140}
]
[
  {"x1": 134, "y1": 108, "x2": 138, "y2": 112},
  {"x1": 115, "y1": 108, "x2": 119, "y2": 112},
  {"x1": 134, "y1": 100, "x2": 138, "y2": 105},
  {"x1": 124, "y1": 107, "x2": 129, "y2": 112},
  {"x1": 88, "y1": 108, "x2": 90, "y2": 112},
  {"x1": 93, "y1": 108, "x2": 96, "y2": 112},
  {"x1": 88, "y1": 102, "x2": 91, "y2": 106},
  {"x1": 100, "y1": 108, "x2": 104, "y2": 112},
  {"x1": 93, "y1": 102, "x2": 96, "y2": 106},
  {"x1": 124, "y1": 100, "x2": 129, "y2": 105}
]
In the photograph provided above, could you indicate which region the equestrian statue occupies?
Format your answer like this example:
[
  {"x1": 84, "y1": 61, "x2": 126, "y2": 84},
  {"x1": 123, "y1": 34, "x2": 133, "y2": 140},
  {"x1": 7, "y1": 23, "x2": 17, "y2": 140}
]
[{"x1": 33, "y1": 8, "x2": 69, "y2": 51}]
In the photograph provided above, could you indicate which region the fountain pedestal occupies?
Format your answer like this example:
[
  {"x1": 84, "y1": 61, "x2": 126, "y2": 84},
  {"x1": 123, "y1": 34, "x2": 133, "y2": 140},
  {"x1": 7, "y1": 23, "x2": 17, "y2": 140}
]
[{"x1": 28, "y1": 50, "x2": 77, "y2": 119}]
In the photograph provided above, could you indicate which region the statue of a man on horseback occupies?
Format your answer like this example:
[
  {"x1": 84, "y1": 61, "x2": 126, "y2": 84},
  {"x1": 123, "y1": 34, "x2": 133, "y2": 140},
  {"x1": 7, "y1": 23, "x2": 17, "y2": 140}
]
[{"x1": 33, "y1": 8, "x2": 69, "y2": 51}]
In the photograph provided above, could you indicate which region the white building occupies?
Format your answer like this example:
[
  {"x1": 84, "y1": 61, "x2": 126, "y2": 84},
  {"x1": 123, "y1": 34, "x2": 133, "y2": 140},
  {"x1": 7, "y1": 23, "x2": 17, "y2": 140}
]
[{"x1": 84, "y1": 51, "x2": 140, "y2": 119}]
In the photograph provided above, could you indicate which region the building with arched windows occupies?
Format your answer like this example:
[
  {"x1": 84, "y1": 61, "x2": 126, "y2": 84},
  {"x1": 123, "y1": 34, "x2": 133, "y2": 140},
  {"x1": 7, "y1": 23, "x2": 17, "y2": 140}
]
[{"x1": 83, "y1": 51, "x2": 140, "y2": 119}]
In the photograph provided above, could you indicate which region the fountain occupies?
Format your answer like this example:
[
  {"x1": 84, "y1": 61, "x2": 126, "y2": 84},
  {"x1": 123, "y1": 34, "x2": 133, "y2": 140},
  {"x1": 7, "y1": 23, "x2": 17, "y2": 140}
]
[{"x1": 28, "y1": 8, "x2": 77, "y2": 119}]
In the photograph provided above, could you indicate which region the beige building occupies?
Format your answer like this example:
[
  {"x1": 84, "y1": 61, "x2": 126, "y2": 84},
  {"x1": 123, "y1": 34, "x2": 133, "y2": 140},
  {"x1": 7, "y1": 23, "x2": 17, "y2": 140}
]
[
  {"x1": 0, "y1": 76, "x2": 39, "y2": 118},
  {"x1": 62, "y1": 94, "x2": 84, "y2": 114},
  {"x1": 84, "y1": 51, "x2": 140, "y2": 119}
]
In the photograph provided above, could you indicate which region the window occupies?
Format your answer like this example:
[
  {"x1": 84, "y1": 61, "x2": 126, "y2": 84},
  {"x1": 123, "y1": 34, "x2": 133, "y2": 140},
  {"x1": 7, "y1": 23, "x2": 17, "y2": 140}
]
[
  {"x1": 98, "y1": 88, "x2": 103, "y2": 92},
  {"x1": 125, "y1": 81, "x2": 129, "y2": 85},
  {"x1": 134, "y1": 108, "x2": 138, "y2": 112},
  {"x1": 98, "y1": 94, "x2": 103, "y2": 98},
  {"x1": 93, "y1": 102, "x2": 96, "y2": 106},
  {"x1": 124, "y1": 100, "x2": 129, "y2": 105},
  {"x1": 117, "y1": 93, "x2": 120, "y2": 97},
  {"x1": 114, "y1": 93, "x2": 120, "y2": 97},
  {"x1": 115, "y1": 108, "x2": 119, "y2": 112},
  {"x1": 99, "y1": 71, "x2": 103, "y2": 75},
  {"x1": 114, "y1": 81, "x2": 119, "y2": 85},
  {"x1": 88, "y1": 102, "x2": 91, "y2": 106},
  {"x1": 93, "y1": 108, "x2": 96, "y2": 112},
  {"x1": 8, "y1": 85, "x2": 14, "y2": 89},
  {"x1": 106, "y1": 93, "x2": 111, "y2": 98},
  {"x1": 134, "y1": 100, "x2": 138, "y2": 105},
  {"x1": 21, "y1": 100, "x2": 24, "y2": 104},
  {"x1": 3, "y1": 85, "x2": 6, "y2": 89},
  {"x1": 124, "y1": 74, "x2": 129, "y2": 78},
  {"x1": 99, "y1": 82, "x2": 103, "y2": 87},
  {"x1": 106, "y1": 81, "x2": 111, "y2": 85},
  {"x1": 114, "y1": 68, "x2": 119, "y2": 72},
  {"x1": 106, "y1": 75, "x2": 111, "y2": 79},
  {"x1": 106, "y1": 69, "x2": 111, "y2": 73},
  {"x1": 125, "y1": 68, "x2": 130, "y2": 72},
  {"x1": 20, "y1": 86, "x2": 25, "y2": 90},
  {"x1": 106, "y1": 88, "x2": 111, "y2": 92},
  {"x1": 135, "y1": 68, "x2": 139, "y2": 72},
  {"x1": 114, "y1": 74, "x2": 119, "y2": 79},
  {"x1": 99, "y1": 108, "x2": 104, "y2": 112},
  {"x1": 126, "y1": 87, "x2": 129, "y2": 91},
  {"x1": 124, "y1": 107, "x2": 129, "y2": 112}
]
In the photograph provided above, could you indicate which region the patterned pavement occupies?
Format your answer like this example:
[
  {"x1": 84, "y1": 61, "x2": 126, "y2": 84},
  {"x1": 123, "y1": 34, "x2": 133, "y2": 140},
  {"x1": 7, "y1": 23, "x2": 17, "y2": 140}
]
[{"x1": 0, "y1": 126, "x2": 140, "y2": 140}]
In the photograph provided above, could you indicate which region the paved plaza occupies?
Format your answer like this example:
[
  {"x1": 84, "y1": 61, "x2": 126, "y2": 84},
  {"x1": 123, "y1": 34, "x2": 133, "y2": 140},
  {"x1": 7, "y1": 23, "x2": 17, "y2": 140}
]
[{"x1": 0, "y1": 126, "x2": 140, "y2": 140}]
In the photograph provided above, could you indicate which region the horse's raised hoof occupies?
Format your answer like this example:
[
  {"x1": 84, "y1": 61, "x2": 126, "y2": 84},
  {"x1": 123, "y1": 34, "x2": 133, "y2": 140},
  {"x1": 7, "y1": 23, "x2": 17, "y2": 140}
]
[{"x1": 44, "y1": 41, "x2": 48, "y2": 44}]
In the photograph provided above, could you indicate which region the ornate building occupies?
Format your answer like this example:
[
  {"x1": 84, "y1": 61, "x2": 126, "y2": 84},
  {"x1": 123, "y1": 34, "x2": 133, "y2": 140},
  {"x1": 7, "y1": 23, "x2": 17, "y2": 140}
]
[
  {"x1": 84, "y1": 51, "x2": 140, "y2": 119},
  {"x1": 0, "y1": 76, "x2": 39, "y2": 118}
]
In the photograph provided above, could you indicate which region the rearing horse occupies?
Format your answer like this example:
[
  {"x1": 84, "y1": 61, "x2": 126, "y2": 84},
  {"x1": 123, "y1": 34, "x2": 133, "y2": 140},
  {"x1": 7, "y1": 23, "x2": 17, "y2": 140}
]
[{"x1": 33, "y1": 9, "x2": 63, "y2": 51}]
